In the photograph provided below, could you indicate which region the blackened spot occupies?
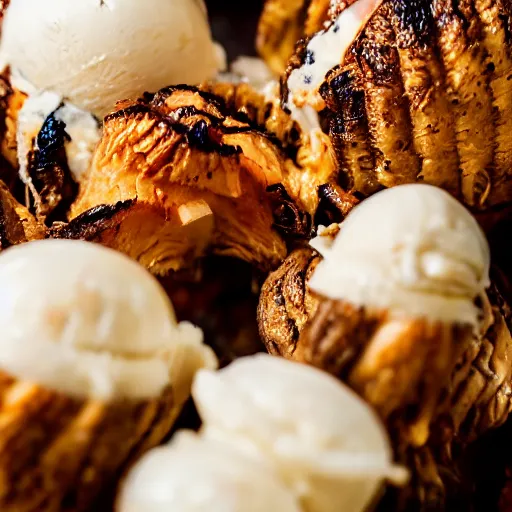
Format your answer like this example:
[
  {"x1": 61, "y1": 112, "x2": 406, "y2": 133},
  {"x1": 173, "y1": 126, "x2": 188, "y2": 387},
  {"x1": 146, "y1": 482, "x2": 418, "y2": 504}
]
[
  {"x1": 487, "y1": 62, "x2": 496, "y2": 73},
  {"x1": 36, "y1": 111, "x2": 71, "y2": 170},
  {"x1": 267, "y1": 183, "x2": 312, "y2": 239},
  {"x1": 305, "y1": 49, "x2": 316, "y2": 65},
  {"x1": 303, "y1": 75, "x2": 313, "y2": 85},
  {"x1": 393, "y1": 0, "x2": 435, "y2": 47},
  {"x1": 263, "y1": 103, "x2": 272, "y2": 120},
  {"x1": 29, "y1": 108, "x2": 78, "y2": 224},
  {"x1": 274, "y1": 293, "x2": 285, "y2": 307},
  {"x1": 186, "y1": 120, "x2": 241, "y2": 157},
  {"x1": 289, "y1": 320, "x2": 300, "y2": 342},
  {"x1": 0, "y1": 201, "x2": 10, "y2": 250},
  {"x1": 206, "y1": 171, "x2": 213, "y2": 180},
  {"x1": 187, "y1": 120, "x2": 209, "y2": 148},
  {"x1": 333, "y1": 23, "x2": 340, "y2": 34}
]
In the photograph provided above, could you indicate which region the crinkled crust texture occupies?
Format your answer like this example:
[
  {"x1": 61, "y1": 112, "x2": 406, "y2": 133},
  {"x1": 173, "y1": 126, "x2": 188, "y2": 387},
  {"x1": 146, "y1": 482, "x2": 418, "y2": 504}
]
[
  {"x1": 65, "y1": 86, "x2": 300, "y2": 273},
  {"x1": 280, "y1": 0, "x2": 512, "y2": 226}
]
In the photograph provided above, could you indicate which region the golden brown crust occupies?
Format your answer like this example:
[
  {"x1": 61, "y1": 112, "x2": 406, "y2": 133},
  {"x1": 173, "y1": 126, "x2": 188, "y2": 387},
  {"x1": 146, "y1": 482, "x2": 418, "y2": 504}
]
[
  {"x1": 257, "y1": 246, "x2": 512, "y2": 507},
  {"x1": 67, "y1": 86, "x2": 302, "y2": 273},
  {"x1": 282, "y1": 0, "x2": 512, "y2": 225},
  {"x1": 0, "y1": 373, "x2": 178, "y2": 512}
]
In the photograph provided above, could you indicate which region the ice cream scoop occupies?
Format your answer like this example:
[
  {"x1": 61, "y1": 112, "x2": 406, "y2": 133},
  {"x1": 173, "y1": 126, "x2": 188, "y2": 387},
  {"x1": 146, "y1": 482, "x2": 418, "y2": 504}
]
[
  {"x1": 0, "y1": 239, "x2": 217, "y2": 400},
  {"x1": 0, "y1": 0, "x2": 223, "y2": 118},
  {"x1": 193, "y1": 354, "x2": 407, "y2": 512},
  {"x1": 0, "y1": 0, "x2": 225, "y2": 203},
  {"x1": 118, "y1": 430, "x2": 301, "y2": 512},
  {"x1": 309, "y1": 184, "x2": 490, "y2": 327},
  {"x1": 0, "y1": 239, "x2": 217, "y2": 511}
]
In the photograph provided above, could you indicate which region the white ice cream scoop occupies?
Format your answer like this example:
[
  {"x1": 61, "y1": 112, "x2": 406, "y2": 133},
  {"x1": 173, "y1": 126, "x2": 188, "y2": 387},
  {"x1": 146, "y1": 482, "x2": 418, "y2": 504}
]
[
  {"x1": 0, "y1": 0, "x2": 223, "y2": 118},
  {"x1": 0, "y1": 239, "x2": 217, "y2": 400},
  {"x1": 309, "y1": 184, "x2": 490, "y2": 326},
  {"x1": 117, "y1": 430, "x2": 301, "y2": 512},
  {"x1": 193, "y1": 354, "x2": 407, "y2": 512}
]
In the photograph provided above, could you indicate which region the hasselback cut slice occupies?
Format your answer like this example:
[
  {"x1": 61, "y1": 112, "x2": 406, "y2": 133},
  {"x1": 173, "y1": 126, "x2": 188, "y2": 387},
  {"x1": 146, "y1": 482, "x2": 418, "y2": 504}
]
[{"x1": 282, "y1": 0, "x2": 512, "y2": 225}]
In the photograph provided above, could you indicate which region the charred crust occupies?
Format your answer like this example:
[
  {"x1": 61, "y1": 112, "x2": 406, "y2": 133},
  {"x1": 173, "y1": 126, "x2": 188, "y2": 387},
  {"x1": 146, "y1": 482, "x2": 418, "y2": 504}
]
[
  {"x1": 258, "y1": 246, "x2": 320, "y2": 356},
  {"x1": 50, "y1": 201, "x2": 134, "y2": 241},
  {"x1": 314, "y1": 183, "x2": 360, "y2": 226},
  {"x1": 28, "y1": 110, "x2": 79, "y2": 224},
  {"x1": 392, "y1": 0, "x2": 437, "y2": 48},
  {"x1": 280, "y1": 0, "x2": 512, "y2": 217},
  {"x1": 267, "y1": 183, "x2": 312, "y2": 239}
]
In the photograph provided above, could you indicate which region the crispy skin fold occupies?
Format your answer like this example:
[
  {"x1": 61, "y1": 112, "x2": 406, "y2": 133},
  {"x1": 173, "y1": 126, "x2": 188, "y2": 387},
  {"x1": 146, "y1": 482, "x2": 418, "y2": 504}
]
[{"x1": 282, "y1": 0, "x2": 512, "y2": 224}]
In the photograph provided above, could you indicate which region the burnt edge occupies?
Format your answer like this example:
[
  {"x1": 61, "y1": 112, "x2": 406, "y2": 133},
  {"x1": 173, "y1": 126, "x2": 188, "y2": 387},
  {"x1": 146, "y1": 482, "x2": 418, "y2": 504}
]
[{"x1": 49, "y1": 200, "x2": 134, "y2": 240}]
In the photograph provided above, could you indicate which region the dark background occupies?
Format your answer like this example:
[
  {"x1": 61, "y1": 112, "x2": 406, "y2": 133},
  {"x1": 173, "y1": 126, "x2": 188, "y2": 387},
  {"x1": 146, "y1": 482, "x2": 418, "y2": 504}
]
[{"x1": 206, "y1": 0, "x2": 264, "y2": 60}]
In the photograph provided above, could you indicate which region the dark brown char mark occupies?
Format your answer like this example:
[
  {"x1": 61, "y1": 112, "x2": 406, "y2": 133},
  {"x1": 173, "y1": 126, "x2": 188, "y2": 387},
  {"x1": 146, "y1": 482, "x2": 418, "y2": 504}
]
[
  {"x1": 392, "y1": 0, "x2": 460, "y2": 196},
  {"x1": 355, "y1": 3, "x2": 421, "y2": 188},
  {"x1": 475, "y1": 0, "x2": 512, "y2": 206},
  {"x1": 433, "y1": 0, "x2": 496, "y2": 208},
  {"x1": 320, "y1": 0, "x2": 512, "y2": 215},
  {"x1": 322, "y1": 59, "x2": 380, "y2": 195}
]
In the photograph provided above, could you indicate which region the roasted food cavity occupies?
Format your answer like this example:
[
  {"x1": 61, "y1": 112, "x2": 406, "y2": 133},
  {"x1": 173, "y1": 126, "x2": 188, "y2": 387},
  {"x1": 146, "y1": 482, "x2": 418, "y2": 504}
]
[
  {"x1": 119, "y1": 354, "x2": 407, "y2": 512},
  {"x1": 159, "y1": 256, "x2": 266, "y2": 368},
  {"x1": 270, "y1": 0, "x2": 512, "y2": 223},
  {"x1": 0, "y1": 238, "x2": 217, "y2": 511},
  {"x1": 63, "y1": 85, "x2": 317, "y2": 274}
]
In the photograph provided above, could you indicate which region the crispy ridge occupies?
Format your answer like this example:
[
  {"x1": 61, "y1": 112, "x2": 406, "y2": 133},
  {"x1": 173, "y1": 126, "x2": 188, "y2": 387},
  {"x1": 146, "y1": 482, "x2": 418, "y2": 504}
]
[
  {"x1": 284, "y1": 0, "x2": 512, "y2": 220},
  {"x1": 0, "y1": 374, "x2": 177, "y2": 512}
]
